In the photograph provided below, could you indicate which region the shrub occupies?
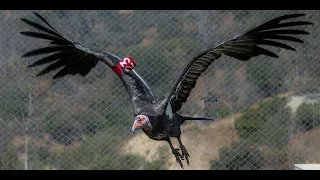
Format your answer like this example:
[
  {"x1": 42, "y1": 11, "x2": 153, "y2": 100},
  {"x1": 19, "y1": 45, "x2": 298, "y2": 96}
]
[
  {"x1": 235, "y1": 96, "x2": 291, "y2": 147},
  {"x1": 46, "y1": 131, "x2": 146, "y2": 170},
  {"x1": 204, "y1": 103, "x2": 232, "y2": 119},
  {"x1": 246, "y1": 59, "x2": 290, "y2": 97},
  {"x1": 0, "y1": 85, "x2": 28, "y2": 119},
  {"x1": 210, "y1": 141, "x2": 264, "y2": 170},
  {"x1": 296, "y1": 102, "x2": 320, "y2": 131},
  {"x1": 143, "y1": 160, "x2": 163, "y2": 170},
  {"x1": 0, "y1": 149, "x2": 20, "y2": 170}
]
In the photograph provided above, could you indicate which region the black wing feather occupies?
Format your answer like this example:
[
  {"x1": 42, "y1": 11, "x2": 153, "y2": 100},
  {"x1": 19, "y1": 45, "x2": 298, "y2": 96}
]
[
  {"x1": 246, "y1": 13, "x2": 306, "y2": 33},
  {"x1": 165, "y1": 13, "x2": 312, "y2": 113},
  {"x1": 256, "y1": 39, "x2": 296, "y2": 51},
  {"x1": 33, "y1": 12, "x2": 59, "y2": 32},
  {"x1": 20, "y1": 18, "x2": 67, "y2": 40},
  {"x1": 258, "y1": 35, "x2": 304, "y2": 43},
  {"x1": 21, "y1": 13, "x2": 99, "y2": 78},
  {"x1": 28, "y1": 52, "x2": 65, "y2": 67},
  {"x1": 50, "y1": 39, "x2": 72, "y2": 45},
  {"x1": 22, "y1": 45, "x2": 74, "y2": 57},
  {"x1": 20, "y1": 31, "x2": 66, "y2": 42},
  {"x1": 21, "y1": 12, "x2": 157, "y2": 111},
  {"x1": 36, "y1": 58, "x2": 69, "y2": 76}
]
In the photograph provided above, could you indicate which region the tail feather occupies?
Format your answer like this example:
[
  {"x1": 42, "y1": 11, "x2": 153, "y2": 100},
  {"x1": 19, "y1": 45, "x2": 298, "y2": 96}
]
[
  {"x1": 176, "y1": 114, "x2": 216, "y2": 125},
  {"x1": 182, "y1": 116, "x2": 215, "y2": 121}
]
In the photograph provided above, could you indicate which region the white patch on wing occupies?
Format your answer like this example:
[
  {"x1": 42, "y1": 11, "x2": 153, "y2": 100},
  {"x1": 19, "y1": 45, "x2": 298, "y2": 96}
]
[{"x1": 165, "y1": 103, "x2": 173, "y2": 118}]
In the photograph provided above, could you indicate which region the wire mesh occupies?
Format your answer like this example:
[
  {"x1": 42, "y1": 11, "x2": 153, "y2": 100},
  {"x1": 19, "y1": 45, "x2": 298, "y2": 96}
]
[{"x1": 0, "y1": 10, "x2": 319, "y2": 170}]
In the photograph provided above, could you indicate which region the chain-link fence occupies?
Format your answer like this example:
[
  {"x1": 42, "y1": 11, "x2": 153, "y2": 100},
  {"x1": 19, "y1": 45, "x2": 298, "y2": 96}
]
[{"x1": 0, "y1": 10, "x2": 319, "y2": 170}]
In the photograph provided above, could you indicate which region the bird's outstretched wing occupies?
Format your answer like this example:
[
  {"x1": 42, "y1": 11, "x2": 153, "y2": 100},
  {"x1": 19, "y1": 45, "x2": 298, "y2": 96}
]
[
  {"x1": 163, "y1": 13, "x2": 313, "y2": 113},
  {"x1": 21, "y1": 12, "x2": 156, "y2": 112}
]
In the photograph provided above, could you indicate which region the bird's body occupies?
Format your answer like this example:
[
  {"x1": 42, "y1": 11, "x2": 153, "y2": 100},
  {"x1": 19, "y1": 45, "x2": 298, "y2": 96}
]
[
  {"x1": 20, "y1": 12, "x2": 313, "y2": 169},
  {"x1": 143, "y1": 115, "x2": 176, "y2": 141}
]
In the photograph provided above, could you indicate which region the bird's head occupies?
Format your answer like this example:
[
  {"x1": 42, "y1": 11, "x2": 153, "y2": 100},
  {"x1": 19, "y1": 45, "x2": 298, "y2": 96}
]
[{"x1": 132, "y1": 115, "x2": 151, "y2": 133}]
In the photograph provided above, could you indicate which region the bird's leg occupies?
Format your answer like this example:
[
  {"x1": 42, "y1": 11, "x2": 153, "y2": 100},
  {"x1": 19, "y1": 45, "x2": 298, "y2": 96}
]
[
  {"x1": 166, "y1": 138, "x2": 184, "y2": 169},
  {"x1": 177, "y1": 136, "x2": 190, "y2": 166}
]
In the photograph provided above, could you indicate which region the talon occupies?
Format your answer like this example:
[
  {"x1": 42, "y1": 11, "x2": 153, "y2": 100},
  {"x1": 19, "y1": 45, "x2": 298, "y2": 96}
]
[
  {"x1": 180, "y1": 145, "x2": 190, "y2": 166},
  {"x1": 175, "y1": 157, "x2": 183, "y2": 168},
  {"x1": 175, "y1": 150, "x2": 183, "y2": 159},
  {"x1": 172, "y1": 148, "x2": 184, "y2": 168}
]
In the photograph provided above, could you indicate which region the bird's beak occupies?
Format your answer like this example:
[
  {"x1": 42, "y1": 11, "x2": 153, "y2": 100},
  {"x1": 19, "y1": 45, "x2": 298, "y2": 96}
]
[
  {"x1": 132, "y1": 120, "x2": 138, "y2": 133},
  {"x1": 132, "y1": 123, "x2": 136, "y2": 133}
]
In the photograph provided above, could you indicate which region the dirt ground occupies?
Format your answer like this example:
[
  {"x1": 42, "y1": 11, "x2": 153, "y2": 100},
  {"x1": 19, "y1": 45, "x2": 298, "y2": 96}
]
[{"x1": 289, "y1": 127, "x2": 320, "y2": 164}]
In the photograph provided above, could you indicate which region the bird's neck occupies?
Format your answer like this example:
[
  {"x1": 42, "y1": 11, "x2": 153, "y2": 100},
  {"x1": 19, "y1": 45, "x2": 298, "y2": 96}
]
[
  {"x1": 142, "y1": 120, "x2": 152, "y2": 131},
  {"x1": 143, "y1": 121, "x2": 152, "y2": 131},
  {"x1": 142, "y1": 127, "x2": 152, "y2": 135},
  {"x1": 142, "y1": 126, "x2": 151, "y2": 131}
]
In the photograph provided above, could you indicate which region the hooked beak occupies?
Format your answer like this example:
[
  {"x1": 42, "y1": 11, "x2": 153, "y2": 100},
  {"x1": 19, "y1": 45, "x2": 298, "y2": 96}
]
[
  {"x1": 132, "y1": 122, "x2": 137, "y2": 133},
  {"x1": 132, "y1": 119, "x2": 139, "y2": 133}
]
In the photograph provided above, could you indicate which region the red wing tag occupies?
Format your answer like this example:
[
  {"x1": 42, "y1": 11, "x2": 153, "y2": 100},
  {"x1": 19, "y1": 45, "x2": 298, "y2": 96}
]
[{"x1": 111, "y1": 56, "x2": 137, "y2": 77}]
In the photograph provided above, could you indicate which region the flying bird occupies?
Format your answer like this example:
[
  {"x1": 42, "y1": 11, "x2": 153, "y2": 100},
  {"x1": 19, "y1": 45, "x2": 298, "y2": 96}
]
[{"x1": 20, "y1": 12, "x2": 312, "y2": 168}]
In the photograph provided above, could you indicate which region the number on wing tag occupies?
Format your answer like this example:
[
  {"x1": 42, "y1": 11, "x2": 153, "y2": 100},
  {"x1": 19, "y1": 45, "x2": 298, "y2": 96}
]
[{"x1": 111, "y1": 56, "x2": 136, "y2": 77}]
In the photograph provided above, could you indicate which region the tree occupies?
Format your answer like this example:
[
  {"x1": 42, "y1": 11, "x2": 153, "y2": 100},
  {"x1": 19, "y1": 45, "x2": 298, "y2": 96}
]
[
  {"x1": 296, "y1": 102, "x2": 320, "y2": 131},
  {"x1": 235, "y1": 96, "x2": 291, "y2": 147},
  {"x1": 210, "y1": 141, "x2": 263, "y2": 170},
  {"x1": 246, "y1": 59, "x2": 290, "y2": 97}
]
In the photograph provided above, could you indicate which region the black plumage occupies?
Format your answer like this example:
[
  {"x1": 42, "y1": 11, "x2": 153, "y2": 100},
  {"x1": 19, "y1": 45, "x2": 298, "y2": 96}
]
[{"x1": 21, "y1": 12, "x2": 313, "y2": 168}]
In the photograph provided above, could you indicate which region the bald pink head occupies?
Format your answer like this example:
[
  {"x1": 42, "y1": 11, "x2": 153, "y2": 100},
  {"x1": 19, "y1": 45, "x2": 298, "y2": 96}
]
[{"x1": 132, "y1": 115, "x2": 151, "y2": 133}]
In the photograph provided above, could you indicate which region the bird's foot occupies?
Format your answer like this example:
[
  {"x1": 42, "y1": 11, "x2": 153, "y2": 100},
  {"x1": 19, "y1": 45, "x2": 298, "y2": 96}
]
[
  {"x1": 172, "y1": 148, "x2": 184, "y2": 169},
  {"x1": 180, "y1": 145, "x2": 190, "y2": 166}
]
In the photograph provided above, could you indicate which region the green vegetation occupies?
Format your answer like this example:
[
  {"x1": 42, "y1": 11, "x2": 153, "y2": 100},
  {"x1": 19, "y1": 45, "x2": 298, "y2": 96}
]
[
  {"x1": 296, "y1": 102, "x2": 320, "y2": 131},
  {"x1": 245, "y1": 59, "x2": 290, "y2": 97},
  {"x1": 0, "y1": 85, "x2": 28, "y2": 119},
  {"x1": 143, "y1": 160, "x2": 163, "y2": 170},
  {"x1": 0, "y1": 149, "x2": 21, "y2": 170},
  {"x1": 205, "y1": 104, "x2": 232, "y2": 119},
  {"x1": 210, "y1": 141, "x2": 264, "y2": 170},
  {"x1": 211, "y1": 95, "x2": 320, "y2": 170},
  {"x1": 235, "y1": 96, "x2": 291, "y2": 147},
  {"x1": 26, "y1": 131, "x2": 146, "y2": 170}
]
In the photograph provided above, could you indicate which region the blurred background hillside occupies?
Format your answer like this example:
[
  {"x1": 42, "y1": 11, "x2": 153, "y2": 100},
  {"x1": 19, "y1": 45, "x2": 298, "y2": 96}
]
[{"x1": 0, "y1": 10, "x2": 319, "y2": 170}]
